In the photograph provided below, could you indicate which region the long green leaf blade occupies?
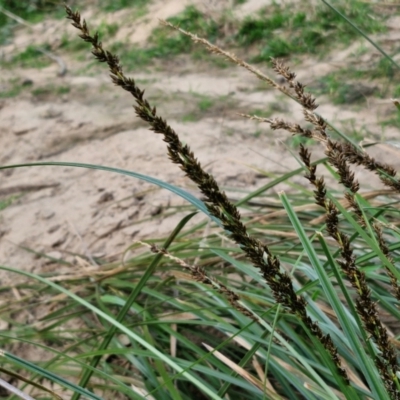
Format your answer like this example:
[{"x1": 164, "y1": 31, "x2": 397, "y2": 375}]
[{"x1": 280, "y1": 192, "x2": 389, "y2": 400}]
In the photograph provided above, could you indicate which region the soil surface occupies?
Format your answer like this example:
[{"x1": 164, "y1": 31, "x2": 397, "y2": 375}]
[{"x1": 1, "y1": 0, "x2": 400, "y2": 279}]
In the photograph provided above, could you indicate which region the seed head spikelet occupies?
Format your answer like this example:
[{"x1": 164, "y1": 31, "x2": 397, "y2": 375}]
[
  {"x1": 300, "y1": 144, "x2": 400, "y2": 398},
  {"x1": 267, "y1": 59, "x2": 400, "y2": 194}
]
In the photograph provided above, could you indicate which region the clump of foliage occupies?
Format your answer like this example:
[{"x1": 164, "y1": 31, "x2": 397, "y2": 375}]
[
  {"x1": 7, "y1": 44, "x2": 52, "y2": 68},
  {"x1": 149, "y1": 6, "x2": 220, "y2": 56},
  {"x1": 111, "y1": 5, "x2": 223, "y2": 69},
  {"x1": 0, "y1": 0, "x2": 62, "y2": 44},
  {"x1": 99, "y1": 0, "x2": 147, "y2": 12},
  {"x1": 236, "y1": 1, "x2": 386, "y2": 61}
]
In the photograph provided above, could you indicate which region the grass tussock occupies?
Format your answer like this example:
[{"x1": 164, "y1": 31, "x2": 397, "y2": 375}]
[{"x1": 1, "y1": 2, "x2": 400, "y2": 400}]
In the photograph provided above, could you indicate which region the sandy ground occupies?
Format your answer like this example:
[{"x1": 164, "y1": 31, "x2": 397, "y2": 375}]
[{"x1": 1, "y1": 0, "x2": 400, "y2": 279}]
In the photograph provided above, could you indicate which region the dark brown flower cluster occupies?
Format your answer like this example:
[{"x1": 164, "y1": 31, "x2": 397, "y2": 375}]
[{"x1": 300, "y1": 145, "x2": 399, "y2": 399}]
